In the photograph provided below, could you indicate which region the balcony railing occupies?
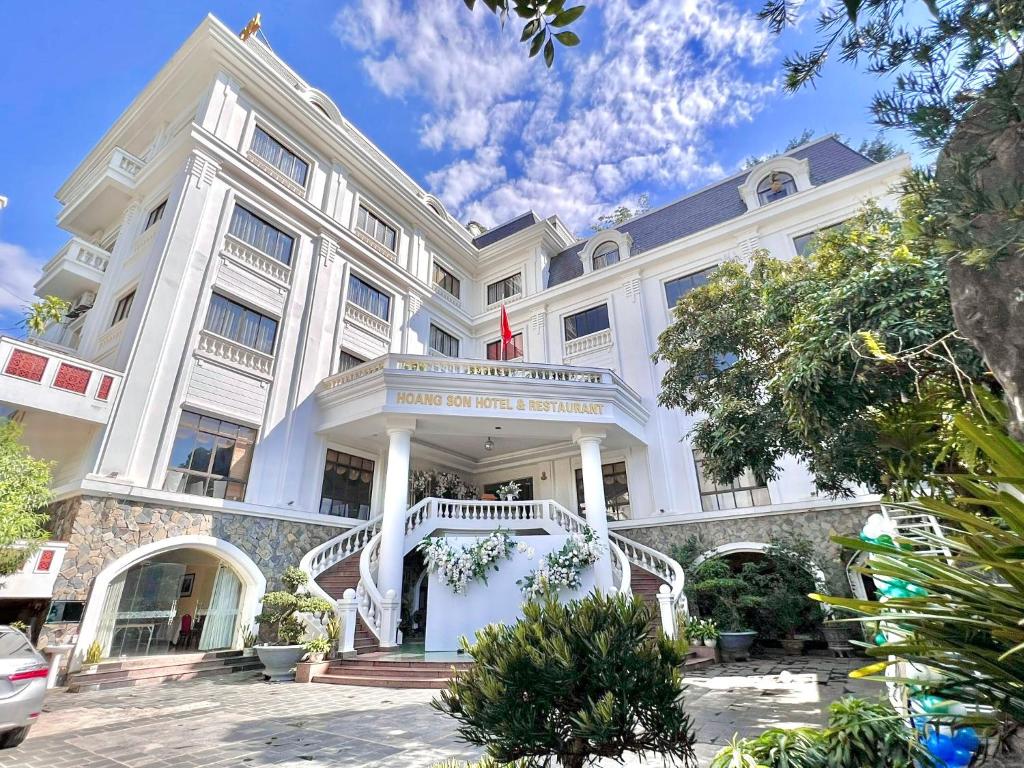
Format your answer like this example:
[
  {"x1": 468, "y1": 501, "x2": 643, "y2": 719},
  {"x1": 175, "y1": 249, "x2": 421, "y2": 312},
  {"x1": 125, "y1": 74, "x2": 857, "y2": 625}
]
[
  {"x1": 344, "y1": 302, "x2": 392, "y2": 341},
  {"x1": 34, "y1": 237, "x2": 110, "y2": 299},
  {"x1": 196, "y1": 330, "x2": 275, "y2": 378},
  {"x1": 222, "y1": 233, "x2": 292, "y2": 286},
  {"x1": 564, "y1": 328, "x2": 614, "y2": 358}
]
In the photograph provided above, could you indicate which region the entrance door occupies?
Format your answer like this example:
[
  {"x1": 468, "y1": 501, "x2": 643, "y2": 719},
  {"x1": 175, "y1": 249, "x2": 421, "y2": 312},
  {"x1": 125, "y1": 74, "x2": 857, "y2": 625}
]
[
  {"x1": 199, "y1": 565, "x2": 242, "y2": 650},
  {"x1": 99, "y1": 562, "x2": 186, "y2": 658}
]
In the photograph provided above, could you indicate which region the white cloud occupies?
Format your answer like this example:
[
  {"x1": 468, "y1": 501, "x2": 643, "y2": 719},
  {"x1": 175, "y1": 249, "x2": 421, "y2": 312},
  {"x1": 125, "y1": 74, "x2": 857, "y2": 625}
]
[
  {"x1": 0, "y1": 241, "x2": 42, "y2": 312},
  {"x1": 333, "y1": 0, "x2": 779, "y2": 232}
]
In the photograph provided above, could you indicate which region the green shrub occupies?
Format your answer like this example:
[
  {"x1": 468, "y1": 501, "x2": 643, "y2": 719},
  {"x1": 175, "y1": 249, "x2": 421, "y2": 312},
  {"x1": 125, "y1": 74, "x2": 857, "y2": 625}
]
[{"x1": 257, "y1": 568, "x2": 332, "y2": 646}]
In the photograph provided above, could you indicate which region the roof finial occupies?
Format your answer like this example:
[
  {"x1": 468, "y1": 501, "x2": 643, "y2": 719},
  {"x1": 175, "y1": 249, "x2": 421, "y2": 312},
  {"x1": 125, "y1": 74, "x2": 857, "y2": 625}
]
[{"x1": 240, "y1": 12, "x2": 262, "y2": 41}]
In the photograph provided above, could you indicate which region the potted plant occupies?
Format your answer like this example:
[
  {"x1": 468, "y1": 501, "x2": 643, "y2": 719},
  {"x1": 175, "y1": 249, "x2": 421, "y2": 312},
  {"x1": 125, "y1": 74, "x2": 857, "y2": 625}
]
[
  {"x1": 323, "y1": 615, "x2": 341, "y2": 658},
  {"x1": 303, "y1": 635, "x2": 331, "y2": 663},
  {"x1": 495, "y1": 480, "x2": 521, "y2": 501},
  {"x1": 255, "y1": 566, "x2": 333, "y2": 681},
  {"x1": 81, "y1": 640, "x2": 103, "y2": 674},
  {"x1": 240, "y1": 624, "x2": 258, "y2": 656},
  {"x1": 700, "y1": 619, "x2": 719, "y2": 648},
  {"x1": 686, "y1": 557, "x2": 758, "y2": 662}
]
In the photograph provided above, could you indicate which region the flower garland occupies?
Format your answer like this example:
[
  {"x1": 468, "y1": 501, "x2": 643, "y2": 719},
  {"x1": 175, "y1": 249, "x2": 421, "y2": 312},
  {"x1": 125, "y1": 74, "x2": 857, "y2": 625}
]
[
  {"x1": 417, "y1": 529, "x2": 515, "y2": 594},
  {"x1": 518, "y1": 526, "x2": 605, "y2": 599},
  {"x1": 410, "y1": 469, "x2": 478, "y2": 502}
]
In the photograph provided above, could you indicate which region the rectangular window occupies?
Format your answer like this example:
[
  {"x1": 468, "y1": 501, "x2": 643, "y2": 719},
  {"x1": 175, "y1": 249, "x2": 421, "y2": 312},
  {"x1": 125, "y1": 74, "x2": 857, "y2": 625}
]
[
  {"x1": 665, "y1": 266, "x2": 715, "y2": 308},
  {"x1": 321, "y1": 449, "x2": 375, "y2": 519},
  {"x1": 563, "y1": 304, "x2": 610, "y2": 341},
  {"x1": 228, "y1": 205, "x2": 294, "y2": 265},
  {"x1": 348, "y1": 275, "x2": 391, "y2": 321},
  {"x1": 204, "y1": 294, "x2": 278, "y2": 355},
  {"x1": 356, "y1": 204, "x2": 398, "y2": 252},
  {"x1": 575, "y1": 462, "x2": 631, "y2": 521},
  {"x1": 111, "y1": 291, "x2": 136, "y2": 326},
  {"x1": 486, "y1": 273, "x2": 522, "y2": 305},
  {"x1": 433, "y1": 263, "x2": 461, "y2": 299},
  {"x1": 483, "y1": 477, "x2": 535, "y2": 501},
  {"x1": 46, "y1": 600, "x2": 85, "y2": 623},
  {"x1": 429, "y1": 324, "x2": 460, "y2": 357},
  {"x1": 338, "y1": 350, "x2": 366, "y2": 372},
  {"x1": 144, "y1": 200, "x2": 167, "y2": 230},
  {"x1": 793, "y1": 220, "x2": 847, "y2": 256},
  {"x1": 164, "y1": 410, "x2": 256, "y2": 501},
  {"x1": 693, "y1": 451, "x2": 771, "y2": 512},
  {"x1": 251, "y1": 126, "x2": 309, "y2": 187},
  {"x1": 486, "y1": 332, "x2": 524, "y2": 361}
]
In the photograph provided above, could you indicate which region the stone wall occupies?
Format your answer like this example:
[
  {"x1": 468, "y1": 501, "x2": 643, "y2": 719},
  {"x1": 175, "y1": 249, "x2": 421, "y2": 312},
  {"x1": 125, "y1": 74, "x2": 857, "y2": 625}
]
[
  {"x1": 39, "y1": 495, "x2": 340, "y2": 647},
  {"x1": 617, "y1": 504, "x2": 878, "y2": 588}
]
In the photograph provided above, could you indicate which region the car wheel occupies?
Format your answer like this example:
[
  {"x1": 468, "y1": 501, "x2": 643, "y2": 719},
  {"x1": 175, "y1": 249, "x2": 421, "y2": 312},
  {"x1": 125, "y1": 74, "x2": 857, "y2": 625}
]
[{"x1": 0, "y1": 726, "x2": 29, "y2": 749}]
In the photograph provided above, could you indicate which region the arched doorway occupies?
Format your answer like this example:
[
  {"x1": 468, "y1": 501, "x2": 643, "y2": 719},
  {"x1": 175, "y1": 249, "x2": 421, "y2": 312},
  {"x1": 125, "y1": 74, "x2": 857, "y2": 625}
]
[
  {"x1": 692, "y1": 541, "x2": 828, "y2": 592},
  {"x1": 74, "y1": 536, "x2": 265, "y2": 666}
]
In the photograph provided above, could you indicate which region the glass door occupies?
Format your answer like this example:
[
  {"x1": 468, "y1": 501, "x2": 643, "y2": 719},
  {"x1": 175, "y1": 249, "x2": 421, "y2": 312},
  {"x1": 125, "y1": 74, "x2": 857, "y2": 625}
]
[{"x1": 105, "y1": 562, "x2": 186, "y2": 657}]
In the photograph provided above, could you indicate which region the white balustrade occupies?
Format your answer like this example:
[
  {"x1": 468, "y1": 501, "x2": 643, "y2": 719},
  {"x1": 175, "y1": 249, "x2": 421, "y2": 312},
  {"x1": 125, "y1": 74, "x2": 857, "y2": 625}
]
[
  {"x1": 344, "y1": 302, "x2": 392, "y2": 341},
  {"x1": 196, "y1": 331, "x2": 275, "y2": 377},
  {"x1": 354, "y1": 228, "x2": 399, "y2": 261},
  {"x1": 564, "y1": 328, "x2": 614, "y2": 358},
  {"x1": 222, "y1": 234, "x2": 292, "y2": 285},
  {"x1": 433, "y1": 285, "x2": 462, "y2": 308}
]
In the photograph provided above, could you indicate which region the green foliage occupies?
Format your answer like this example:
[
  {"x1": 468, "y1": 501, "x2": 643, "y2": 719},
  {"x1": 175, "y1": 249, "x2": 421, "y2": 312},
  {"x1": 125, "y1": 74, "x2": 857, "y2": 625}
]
[
  {"x1": 281, "y1": 565, "x2": 308, "y2": 593},
  {"x1": 84, "y1": 640, "x2": 103, "y2": 665},
  {"x1": 324, "y1": 615, "x2": 341, "y2": 645},
  {"x1": 0, "y1": 421, "x2": 53, "y2": 578},
  {"x1": 257, "y1": 569, "x2": 332, "y2": 646},
  {"x1": 814, "y1": 397, "x2": 1024, "y2": 721},
  {"x1": 710, "y1": 697, "x2": 924, "y2": 768},
  {"x1": 590, "y1": 192, "x2": 650, "y2": 232},
  {"x1": 463, "y1": 0, "x2": 585, "y2": 68},
  {"x1": 303, "y1": 635, "x2": 332, "y2": 654},
  {"x1": 654, "y1": 202, "x2": 988, "y2": 500},
  {"x1": 23, "y1": 296, "x2": 70, "y2": 336},
  {"x1": 10, "y1": 620, "x2": 28, "y2": 634},
  {"x1": 856, "y1": 134, "x2": 899, "y2": 164},
  {"x1": 240, "y1": 625, "x2": 258, "y2": 648},
  {"x1": 434, "y1": 592, "x2": 697, "y2": 768}
]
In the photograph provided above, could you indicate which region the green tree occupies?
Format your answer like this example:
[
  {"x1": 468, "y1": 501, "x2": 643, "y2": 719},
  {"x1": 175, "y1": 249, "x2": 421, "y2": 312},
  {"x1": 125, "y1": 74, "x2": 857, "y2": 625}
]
[
  {"x1": 464, "y1": 1, "x2": 585, "y2": 67},
  {"x1": 23, "y1": 296, "x2": 70, "y2": 336},
  {"x1": 0, "y1": 421, "x2": 53, "y2": 577},
  {"x1": 435, "y1": 593, "x2": 697, "y2": 768},
  {"x1": 857, "y1": 134, "x2": 899, "y2": 163},
  {"x1": 757, "y1": 0, "x2": 1024, "y2": 440},
  {"x1": 590, "y1": 192, "x2": 650, "y2": 232},
  {"x1": 654, "y1": 202, "x2": 989, "y2": 499}
]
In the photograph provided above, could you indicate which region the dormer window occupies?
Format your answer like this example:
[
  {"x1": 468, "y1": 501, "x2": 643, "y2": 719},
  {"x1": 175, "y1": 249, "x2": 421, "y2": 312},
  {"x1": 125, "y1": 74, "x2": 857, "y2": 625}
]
[
  {"x1": 756, "y1": 171, "x2": 797, "y2": 205},
  {"x1": 592, "y1": 241, "x2": 620, "y2": 271}
]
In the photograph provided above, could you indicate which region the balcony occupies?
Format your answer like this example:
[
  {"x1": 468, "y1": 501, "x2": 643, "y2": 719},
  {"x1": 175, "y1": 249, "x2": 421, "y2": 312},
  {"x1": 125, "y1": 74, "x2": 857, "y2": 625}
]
[
  {"x1": 34, "y1": 237, "x2": 110, "y2": 301},
  {"x1": 564, "y1": 328, "x2": 614, "y2": 359},
  {"x1": 0, "y1": 336, "x2": 121, "y2": 424},
  {"x1": 58, "y1": 147, "x2": 145, "y2": 236},
  {"x1": 344, "y1": 302, "x2": 392, "y2": 342}
]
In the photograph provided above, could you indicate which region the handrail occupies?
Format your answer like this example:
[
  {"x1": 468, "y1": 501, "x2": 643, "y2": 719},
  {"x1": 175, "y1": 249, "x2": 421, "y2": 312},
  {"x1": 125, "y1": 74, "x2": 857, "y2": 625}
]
[{"x1": 608, "y1": 530, "x2": 686, "y2": 610}]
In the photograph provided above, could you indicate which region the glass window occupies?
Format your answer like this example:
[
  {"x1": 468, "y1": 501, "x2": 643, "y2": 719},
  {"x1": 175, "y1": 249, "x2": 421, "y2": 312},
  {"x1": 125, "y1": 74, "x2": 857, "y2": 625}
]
[
  {"x1": 356, "y1": 205, "x2": 398, "y2": 252},
  {"x1": 251, "y1": 126, "x2": 309, "y2": 187},
  {"x1": 320, "y1": 449, "x2": 375, "y2": 519},
  {"x1": 204, "y1": 294, "x2": 278, "y2": 355},
  {"x1": 144, "y1": 200, "x2": 167, "y2": 230},
  {"x1": 46, "y1": 600, "x2": 85, "y2": 623},
  {"x1": 433, "y1": 263, "x2": 460, "y2": 298},
  {"x1": 486, "y1": 333, "x2": 523, "y2": 361},
  {"x1": 756, "y1": 171, "x2": 797, "y2": 205},
  {"x1": 793, "y1": 220, "x2": 848, "y2": 256},
  {"x1": 430, "y1": 324, "x2": 460, "y2": 357},
  {"x1": 483, "y1": 477, "x2": 534, "y2": 500},
  {"x1": 574, "y1": 462, "x2": 631, "y2": 521},
  {"x1": 693, "y1": 450, "x2": 771, "y2": 511},
  {"x1": 665, "y1": 266, "x2": 715, "y2": 308},
  {"x1": 228, "y1": 205, "x2": 294, "y2": 265},
  {"x1": 563, "y1": 304, "x2": 610, "y2": 341},
  {"x1": 111, "y1": 290, "x2": 136, "y2": 326},
  {"x1": 338, "y1": 350, "x2": 366, "y2": 372},
  {"x1": 348, "y1": 275, "x2": 391, "y2": 321},
  {"x1": 164, "y1": 410, "x2": 256, "y2": 501},
  {"x1": 592, "y1": 241, "x2": 620, "y2": 271},
  {"x1": 486, "y1": 273, "x2": 522, "y2": 305}
]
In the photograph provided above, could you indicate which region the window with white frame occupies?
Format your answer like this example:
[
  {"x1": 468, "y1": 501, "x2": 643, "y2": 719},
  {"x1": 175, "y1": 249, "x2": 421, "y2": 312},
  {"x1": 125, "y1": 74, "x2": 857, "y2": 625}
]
[
  {"x1": 348, "y1": 275, "x2": 391, "y2": 321},
  {"x1": 429, "y1": 324, "x2": 460, "y2": 357},
  {"x1": 693, "y1": 450, "x2": 770, "y2": 511},
  {"x1": 486, "y1": 273, "x2": 522, "y2": 305},
  {"x1": 575, "y1": 461, "x2": 631, "y2": 520},
  {"x1": 592, "y1": 241, "x2": 621, "y2": 271},
  {"x1": 793, "y1": 220, "x2": 848, "y2": 256},
  {"x1": 664, "y1": 266, "x2": 715, "y2": 308},
  {"x1": 228, "y1": 204, "x2": 295, "y2": 265},
  {"x1": 356, "y1": 204, "x2": 398, "y2": 252},
  {"x1": 110, "y1": 290, "x2": 136, "y2": 326},
  {"x1": 320, "y1": 449, "x2": 375, "y2": 519},
  {"x1": 486, "y1": 333, "x2": 523, "y2": 360},
  {"x1": 250, "y1": 126, "x2": 309, "y2": 187},
  {"x1": 204, "y1": 293, "x2": 278, "y2": 355},
  {"x1": 563, "y1": 304, "x2": 610, "y2": 341},
  {"x1": 338, "y1": 350, "x2": 366, "y2": 372},
  {"x1": 165, "y1": 410, "x2": 256, "y2": 501},
  {"x1": 756, "y1": 171, "x2": 797, "y2": 205},
  {"x1": 432, "y1": 262, "x2": 460, "y2": 299},
  {"x1": 144, "y1": 200, "x2": 166, "y2": 230}
]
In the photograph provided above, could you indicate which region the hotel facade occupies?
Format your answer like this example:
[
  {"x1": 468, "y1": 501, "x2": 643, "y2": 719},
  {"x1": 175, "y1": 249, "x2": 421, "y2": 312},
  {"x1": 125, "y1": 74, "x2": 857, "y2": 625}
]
[{"x1": 1, "y1": 16, "x2": 908, "y2": 669}]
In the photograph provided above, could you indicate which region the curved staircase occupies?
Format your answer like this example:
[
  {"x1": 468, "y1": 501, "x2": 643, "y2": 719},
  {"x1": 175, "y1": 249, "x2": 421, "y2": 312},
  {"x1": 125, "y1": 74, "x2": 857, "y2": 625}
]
[{"x1": 313, "y1": 552, "x2": 382, "y2": 654}]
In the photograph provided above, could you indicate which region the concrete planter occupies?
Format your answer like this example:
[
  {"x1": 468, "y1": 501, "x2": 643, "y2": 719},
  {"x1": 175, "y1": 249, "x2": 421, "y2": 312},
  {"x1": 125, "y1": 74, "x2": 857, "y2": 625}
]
[
  {"x1": 719, "y1": 631, "x2": 757, "y2": 662},
  {"x1": 781, "y1": 637, "x2": 805, "y2": 656},
  {"x1": 255, "y1": 645, "x2": 305, "y2": 682},
  {"x1": 295, "y1": 660, "x2": 331, "y2": 683}
]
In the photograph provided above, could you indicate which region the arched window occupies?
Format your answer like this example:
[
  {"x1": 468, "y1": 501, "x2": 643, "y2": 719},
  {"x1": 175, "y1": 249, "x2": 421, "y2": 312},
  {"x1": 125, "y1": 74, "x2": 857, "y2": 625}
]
[
  {"x1": 756, "y1": 171, "x2": 797, "y2": 204},
  {"x1": 592, "y1": 241, "x2": 620, "y2": 271}
]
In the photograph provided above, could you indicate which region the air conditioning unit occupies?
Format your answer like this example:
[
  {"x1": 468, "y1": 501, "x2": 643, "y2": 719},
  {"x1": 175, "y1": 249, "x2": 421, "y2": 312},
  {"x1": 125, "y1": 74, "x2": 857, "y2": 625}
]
[{"x1": 64, "y1": 291, "x2": 96, "y2": 320}]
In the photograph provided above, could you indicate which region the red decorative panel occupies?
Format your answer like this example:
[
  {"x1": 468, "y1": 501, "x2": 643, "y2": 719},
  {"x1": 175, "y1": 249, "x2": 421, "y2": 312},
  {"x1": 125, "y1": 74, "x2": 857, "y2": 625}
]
[
  {"x1": 4, "y1": 349, "x2": 48, "y2": 382},
  {"x1": 36, "y1": 549, "x2": 55, "y2": 572},
  {"x1": 53, "y1": 362, "x2": 92, "y2": 393},
  {"x1": 96, "y1": 374, "x2": 114, "y2": 401}
]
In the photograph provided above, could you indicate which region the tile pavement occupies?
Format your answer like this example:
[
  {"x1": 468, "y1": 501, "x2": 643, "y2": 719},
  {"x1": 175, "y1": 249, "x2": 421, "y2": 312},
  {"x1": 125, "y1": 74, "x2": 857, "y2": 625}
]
[{"x1": 0, "y1": 656, "x2": 878, "y2": 767}]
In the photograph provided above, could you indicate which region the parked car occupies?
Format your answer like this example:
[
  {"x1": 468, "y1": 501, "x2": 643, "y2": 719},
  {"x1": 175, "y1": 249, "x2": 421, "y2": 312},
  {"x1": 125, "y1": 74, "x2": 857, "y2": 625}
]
[{"x1": 0, "y1": 626, "x2": 47, "y2": 748}]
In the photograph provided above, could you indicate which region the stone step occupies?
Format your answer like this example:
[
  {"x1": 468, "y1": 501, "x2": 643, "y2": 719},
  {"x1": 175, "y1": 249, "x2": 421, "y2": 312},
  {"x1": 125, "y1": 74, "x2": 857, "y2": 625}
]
[
  {"x1": 326, "y1": 663, "x2": 468, "y2": 678},
  {"x1": 76, "y1": 655, "x2": 262, "y2": 684},
  {"x1": 69, "y1": 658, "x2": 263, "y2": 692},
  {"x1": 92, "y1": 649, "x2": 244, "y2": 672},
  {"x1": 311, "y1": 673, "x2": 450, "y2": 689},
  {"x1": 338, "y1": 656, "x2": 473, "y2": 670}
]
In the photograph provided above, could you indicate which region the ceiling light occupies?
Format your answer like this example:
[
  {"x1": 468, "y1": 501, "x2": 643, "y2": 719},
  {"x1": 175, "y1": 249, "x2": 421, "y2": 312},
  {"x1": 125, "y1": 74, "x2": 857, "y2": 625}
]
[{"x1": 484, "y1": 437, "x2": 494, "y2": 452}]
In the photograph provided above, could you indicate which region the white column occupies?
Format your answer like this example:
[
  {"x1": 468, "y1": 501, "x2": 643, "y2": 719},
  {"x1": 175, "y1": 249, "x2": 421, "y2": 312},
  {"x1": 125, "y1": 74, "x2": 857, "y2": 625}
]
[
  {"x1": 573, "y1": 429, "x2": 613, "y2": 591},
  {"x1": 377, "y1": 418, "x2": 416, "y2": 612}
]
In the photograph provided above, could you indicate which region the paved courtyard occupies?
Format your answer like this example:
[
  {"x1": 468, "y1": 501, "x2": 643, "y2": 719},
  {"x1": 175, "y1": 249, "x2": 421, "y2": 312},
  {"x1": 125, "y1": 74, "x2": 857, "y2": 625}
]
[{"x1": 2, "y1": 656, "x2": 878, "y2": 767}]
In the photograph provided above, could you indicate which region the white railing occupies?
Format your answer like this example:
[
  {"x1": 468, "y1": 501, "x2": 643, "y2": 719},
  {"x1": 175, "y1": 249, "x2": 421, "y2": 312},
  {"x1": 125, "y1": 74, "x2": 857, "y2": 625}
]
[
  {"x1": 433, "y1": 285, "x2": 462, "y2": 308},
  {"x1": 486, "y1": 292, "x2": 523, "y2": 310},
  {"x1": 564, "y1": 328, "x2": 614, "y2": 359},
  {"x1": 196, "y1": 330, "x2": 274, "y2": 377},
  {"x1": 246, "y1": 150, "x2": 307, "y2": 196},
  {"x1": 609, "y1": 532, "x2": 686, "y2": 614},
  {"x1": 344, "y1": 302, "x2": 392, "y2": 341},
  {"x1": 222, "y1": 234, "x2": 292, "y2": 285},
  {"x1": 38, "y1": 237, "x2": 110, "y2": 283},
  {"x1": 354, "y1": 228, "x2": 398, "y2": 262}
]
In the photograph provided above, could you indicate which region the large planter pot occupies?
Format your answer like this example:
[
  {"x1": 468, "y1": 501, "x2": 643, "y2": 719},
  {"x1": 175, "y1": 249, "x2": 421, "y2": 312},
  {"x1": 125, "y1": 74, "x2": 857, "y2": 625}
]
[
  {"x1": 255, "y1": 645, "x2": 305, "y2": 682},
  {"x1": 719, "y1": 631, "x2": 757, "y2": 662},
  {"x1": 822, "y1": 624, "x2": 856, "y2": 658},
  {"x1": 780, "y1": 637, "x2": 805, "y2": 656}
]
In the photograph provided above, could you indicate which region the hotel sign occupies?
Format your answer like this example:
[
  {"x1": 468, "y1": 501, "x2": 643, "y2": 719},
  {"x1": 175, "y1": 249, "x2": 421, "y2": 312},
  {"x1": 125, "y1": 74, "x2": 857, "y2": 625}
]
[{"x1": 395, "y1": 391, "x2": 605, "y2": 416}]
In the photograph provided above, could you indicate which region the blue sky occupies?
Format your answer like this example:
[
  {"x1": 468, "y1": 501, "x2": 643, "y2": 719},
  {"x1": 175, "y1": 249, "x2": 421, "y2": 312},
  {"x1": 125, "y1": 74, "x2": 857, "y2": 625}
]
[{"x1": 0, "y1": 1, "x2": 913, "y2": 334}]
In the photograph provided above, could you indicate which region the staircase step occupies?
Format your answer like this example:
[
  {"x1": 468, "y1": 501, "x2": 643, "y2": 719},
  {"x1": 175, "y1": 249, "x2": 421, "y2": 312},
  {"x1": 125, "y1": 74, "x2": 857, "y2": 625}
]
[
  {"x1": 92, "y1": 649, "x2": 244, "y2": 672},
  {"x1": 76, "y1": 655, "x2": 261, "y2": 684},
  {"x1": 68, "y1": 657, "x2": 263, "y2": 692},
  {"x1": 311, "y1": 673, "x2": 450, "y2": 689}
]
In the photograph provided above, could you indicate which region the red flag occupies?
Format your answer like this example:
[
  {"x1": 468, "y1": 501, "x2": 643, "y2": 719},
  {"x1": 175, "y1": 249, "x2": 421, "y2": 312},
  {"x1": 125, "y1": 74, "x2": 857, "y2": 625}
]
[{"x1": 500, "y1": 304, "x2": 513, "y2": 346}]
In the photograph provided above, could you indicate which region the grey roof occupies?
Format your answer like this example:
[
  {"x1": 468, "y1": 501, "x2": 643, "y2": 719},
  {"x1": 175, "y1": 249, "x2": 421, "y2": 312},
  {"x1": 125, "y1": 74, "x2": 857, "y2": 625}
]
[
  {"x1": 546, "y1": 137, "x2": 877, "y2": 288},
  {"x1": 472, "y1": 211, "x2": 540, "y2": 248}
]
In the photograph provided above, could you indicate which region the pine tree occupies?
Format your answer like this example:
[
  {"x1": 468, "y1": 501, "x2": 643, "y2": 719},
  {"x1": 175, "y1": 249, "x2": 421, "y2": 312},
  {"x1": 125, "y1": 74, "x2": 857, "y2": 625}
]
[{"x1": 434, "y1": 592, "x2": 697, "y2": 768}]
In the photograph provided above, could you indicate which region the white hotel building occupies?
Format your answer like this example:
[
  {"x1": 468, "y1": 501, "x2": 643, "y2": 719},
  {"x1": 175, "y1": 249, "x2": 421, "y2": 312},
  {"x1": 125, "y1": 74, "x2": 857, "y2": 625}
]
[{"x1": 1, "y1": 16, "x2": 907, "y2": 675}]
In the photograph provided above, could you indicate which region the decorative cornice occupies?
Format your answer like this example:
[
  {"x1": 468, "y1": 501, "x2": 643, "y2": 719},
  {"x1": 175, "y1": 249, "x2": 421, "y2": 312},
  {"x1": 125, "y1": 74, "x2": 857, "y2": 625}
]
[
  {"x1": 318, "y1": 234, "x2": 339, "y2": 266},
  {"x1": 185, "y1": 151, "x2": 220, "y2": 189}
]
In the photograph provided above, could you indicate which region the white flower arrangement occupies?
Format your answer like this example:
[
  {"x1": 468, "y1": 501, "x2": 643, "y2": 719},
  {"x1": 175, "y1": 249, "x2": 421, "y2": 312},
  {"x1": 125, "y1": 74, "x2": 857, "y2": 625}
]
[
  {"x1": 417, "y1": 529, "x2": 515, "y2": 594},
  {"x1": 518, "y1": 526, "x2": 605, "y2": 599},
  {"x1": 495, "y1": 480, "x2": 522, "y2": 500},
  {"x1": 410, "y1": 469, "x2": 479, "y2": 502}
]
